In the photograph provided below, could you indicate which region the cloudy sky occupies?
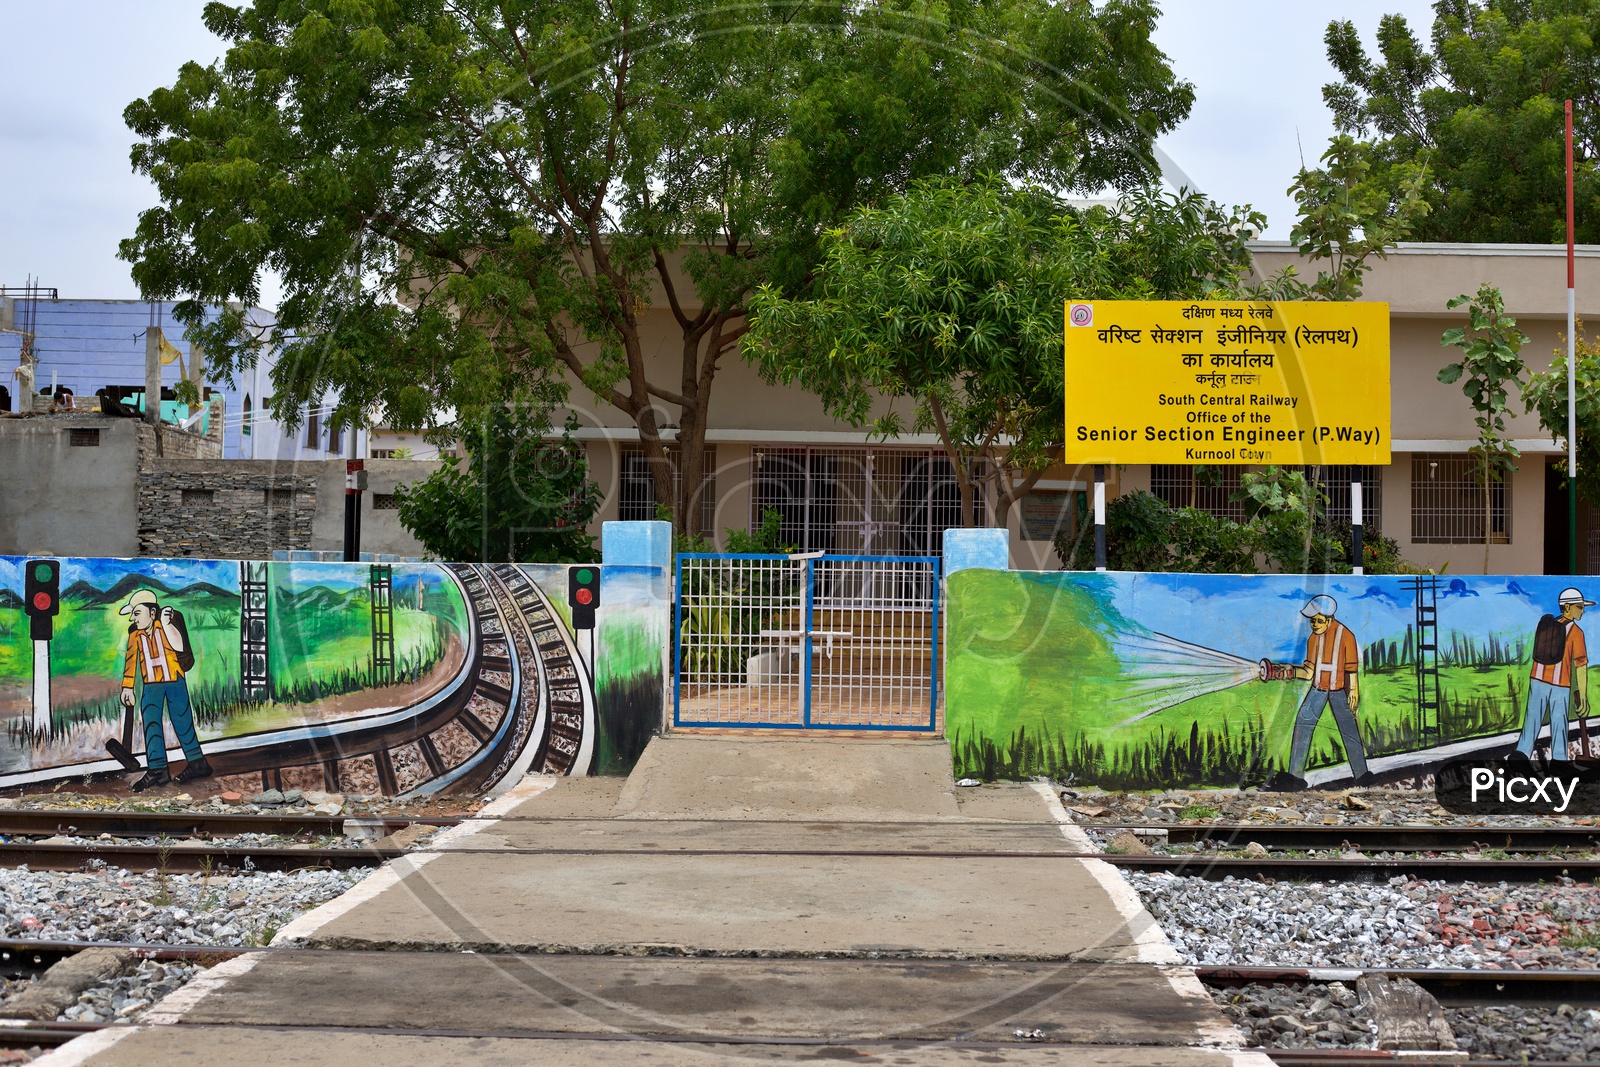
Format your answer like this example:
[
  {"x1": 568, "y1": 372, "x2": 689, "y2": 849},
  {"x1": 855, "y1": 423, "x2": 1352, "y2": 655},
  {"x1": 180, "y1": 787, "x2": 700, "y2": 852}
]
[{"x1": 0, "y1": 1, "x2": 1435, "y2": 306}]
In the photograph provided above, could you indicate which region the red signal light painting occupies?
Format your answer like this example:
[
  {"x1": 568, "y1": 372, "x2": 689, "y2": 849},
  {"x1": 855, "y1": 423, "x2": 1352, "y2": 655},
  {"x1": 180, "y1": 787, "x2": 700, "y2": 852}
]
[
  {"x1": 575, "y1": 588, "x2": 593, "y2": 605},
  {"x1": 33, "y1": 592, "x2": 53, "y2": 611}
]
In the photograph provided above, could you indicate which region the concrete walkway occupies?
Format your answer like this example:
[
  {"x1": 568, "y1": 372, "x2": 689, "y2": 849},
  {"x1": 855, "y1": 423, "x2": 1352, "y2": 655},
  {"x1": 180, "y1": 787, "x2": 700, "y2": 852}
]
[{"x1": 47, "y1": 736, "x2": 1269, "y2": 1066}]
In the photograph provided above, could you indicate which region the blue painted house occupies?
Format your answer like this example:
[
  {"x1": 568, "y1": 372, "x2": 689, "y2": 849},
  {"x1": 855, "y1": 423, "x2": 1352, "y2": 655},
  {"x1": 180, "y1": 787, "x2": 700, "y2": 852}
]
[{"x1": 0, "y1": 297, "x2": 349, "y2": 461}]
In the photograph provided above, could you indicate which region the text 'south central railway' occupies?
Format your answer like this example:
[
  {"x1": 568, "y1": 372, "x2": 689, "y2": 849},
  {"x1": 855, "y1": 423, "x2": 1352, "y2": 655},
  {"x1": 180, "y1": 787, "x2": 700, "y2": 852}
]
[{"x1": 1063, "y1": 300, "x2": 1390, "y2": 465}]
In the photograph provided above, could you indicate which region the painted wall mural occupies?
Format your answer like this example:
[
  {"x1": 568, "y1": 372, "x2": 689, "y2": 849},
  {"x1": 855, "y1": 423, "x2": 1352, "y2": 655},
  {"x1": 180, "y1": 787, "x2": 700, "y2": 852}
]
[
  {"x1": 947, "y1": 570, "x2": 1600, "y2": 789},
  {"x1": 0, "y1": 556, "x2": 668, "y2": 796}
]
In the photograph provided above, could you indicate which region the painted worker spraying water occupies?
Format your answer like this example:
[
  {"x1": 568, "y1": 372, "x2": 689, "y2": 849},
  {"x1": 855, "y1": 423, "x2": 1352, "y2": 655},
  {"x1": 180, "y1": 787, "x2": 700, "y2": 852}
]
[{"x1": 1259, "y1": 595, "x2": 1373, "y2": 791}]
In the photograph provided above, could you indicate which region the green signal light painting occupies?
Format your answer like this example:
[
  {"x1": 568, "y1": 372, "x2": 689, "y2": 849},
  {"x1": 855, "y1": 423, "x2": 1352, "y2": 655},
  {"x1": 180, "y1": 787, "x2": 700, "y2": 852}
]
[{"x1": 576, "y1": 569, "x2": 593, "y2": 584}]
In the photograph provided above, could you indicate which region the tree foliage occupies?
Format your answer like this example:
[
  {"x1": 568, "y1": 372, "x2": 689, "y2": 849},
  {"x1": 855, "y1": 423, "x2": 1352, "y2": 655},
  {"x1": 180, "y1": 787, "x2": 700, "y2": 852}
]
[
  {"x1": 742, "y1": 177, "x2": 1261, "y2": 527},
  {"x1": 1252, "y1": 135, "x2": 1430, "y2": 302},
  {"x1": 123, "y1": 0, "x2": 1195, "y2": 536},
  {"x1": 1524, "y1": 322, "x2": 1600, "y2": 505},
  {"x1": 396, "y1": 407, "x2": 599, "y2": 563},
  {"x1": 1321, "y1": 2, "x2": 1600, "y2": 243},
  {"x1": 1438, "y1": 283, "x2": 1530, "y2": 570}
]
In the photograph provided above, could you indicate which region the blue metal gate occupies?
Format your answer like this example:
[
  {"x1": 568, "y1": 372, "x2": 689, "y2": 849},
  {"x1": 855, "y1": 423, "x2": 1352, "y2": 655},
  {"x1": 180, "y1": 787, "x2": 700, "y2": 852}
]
[{"x1": 673, "y1": 553, "x2": 940, "y2": 731}]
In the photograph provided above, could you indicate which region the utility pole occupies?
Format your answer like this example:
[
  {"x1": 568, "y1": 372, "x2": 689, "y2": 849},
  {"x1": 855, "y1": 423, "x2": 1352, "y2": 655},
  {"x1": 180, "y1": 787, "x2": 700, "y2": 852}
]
[
  {"x1": 1568, "y1": 98, "x2": 1578, "y2": 575},
  {"x1": 344, "y1": 413, "x2": 365, "y2": 562}
]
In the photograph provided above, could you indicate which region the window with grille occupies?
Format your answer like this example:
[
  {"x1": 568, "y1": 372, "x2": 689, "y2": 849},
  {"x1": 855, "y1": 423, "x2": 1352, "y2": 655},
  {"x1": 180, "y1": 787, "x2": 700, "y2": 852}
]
[
  {"x1": 1150, "y1": 465, "x2": 1247, "y2": 521},
  {"x1": 372, "y1": 493, "x2": 399, "y2": 510},
  {"x1": 750, "y1": 448, "x2": 987, "y2": 555},
  {"x1": 263, "y1": 488, "x2": 295, "y2": 507},
  {"x1": 181, "y1": 488, "x2": 215, "y2": 506},
  {"x1": 1411, "y1": 453, "x2": 1509, "y2": 544},
  {"x1": 68, "y1": 428, "x2": 100, "y2": 447},
  {"x1": 1303, "y1": 465, "x2": 1383, "y2": 531},
  {"x1": 618, "y1": 445, "x2": 717, "y2": 531}
]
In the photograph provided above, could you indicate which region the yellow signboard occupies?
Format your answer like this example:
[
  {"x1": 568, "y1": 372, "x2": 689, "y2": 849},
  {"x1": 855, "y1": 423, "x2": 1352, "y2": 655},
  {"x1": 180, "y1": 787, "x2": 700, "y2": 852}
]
[{"x1": 1063, "y1": 300, "x2": 1390, "y2": 465}]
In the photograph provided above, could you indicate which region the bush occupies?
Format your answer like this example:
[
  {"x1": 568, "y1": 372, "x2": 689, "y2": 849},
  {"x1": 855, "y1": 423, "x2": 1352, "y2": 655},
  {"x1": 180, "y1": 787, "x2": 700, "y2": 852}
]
[{"x1": 1054, "y1": 489, "x2": 1426, "y2": 575}]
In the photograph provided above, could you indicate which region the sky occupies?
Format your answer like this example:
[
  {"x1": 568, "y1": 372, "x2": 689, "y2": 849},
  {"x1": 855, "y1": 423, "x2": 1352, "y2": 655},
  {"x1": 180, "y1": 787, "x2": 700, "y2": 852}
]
[{"x1": 0, "y1": 1, "x2": 1437, "y2": 307}]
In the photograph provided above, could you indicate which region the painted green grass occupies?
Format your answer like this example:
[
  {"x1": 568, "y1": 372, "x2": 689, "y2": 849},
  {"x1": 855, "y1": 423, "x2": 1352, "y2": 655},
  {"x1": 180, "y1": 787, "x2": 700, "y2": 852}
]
[
  {"x1": 947, "y1": 570, "x2": 1547, "y2": 785},
  {"x1": 596, "y1": 614, "x2": 665, "y2": 776},
  {"x1": 3, "y1": 576, "x2": 464, "y2": 738}
]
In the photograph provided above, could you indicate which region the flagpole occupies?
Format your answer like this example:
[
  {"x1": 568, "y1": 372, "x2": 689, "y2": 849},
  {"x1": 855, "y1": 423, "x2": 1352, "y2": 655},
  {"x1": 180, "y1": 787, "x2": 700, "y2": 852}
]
[{"x1": 1568, "y1": 98, "x2": 1578, "y2": 575}]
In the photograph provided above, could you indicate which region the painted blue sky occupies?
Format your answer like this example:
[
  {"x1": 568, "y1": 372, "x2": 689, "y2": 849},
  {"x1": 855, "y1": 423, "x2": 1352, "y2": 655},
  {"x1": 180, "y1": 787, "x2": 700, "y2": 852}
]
[
  {"x1": 0, "y1": 556, "x2": 240, "y2": 599},
  {"x1": 1111, "y1": 573, "x2": 1591, "y2": 663}
]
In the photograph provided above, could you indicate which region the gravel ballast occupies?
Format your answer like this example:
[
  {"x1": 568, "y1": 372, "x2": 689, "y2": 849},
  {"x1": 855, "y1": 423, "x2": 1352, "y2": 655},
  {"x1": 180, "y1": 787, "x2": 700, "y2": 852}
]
[
  {"x1": 0, "y1": 865, "x2": 372, "y2": 946},
  {"x1": 1124, "y1": 871, "x2": 1600, "y2": 970}
]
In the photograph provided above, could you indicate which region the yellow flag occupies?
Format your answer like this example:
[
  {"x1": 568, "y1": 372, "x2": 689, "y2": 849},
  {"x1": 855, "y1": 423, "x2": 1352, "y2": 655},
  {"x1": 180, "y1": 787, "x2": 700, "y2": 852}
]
[{"x1": 157, "y1": 332, "x2": 184, "y2": 365}]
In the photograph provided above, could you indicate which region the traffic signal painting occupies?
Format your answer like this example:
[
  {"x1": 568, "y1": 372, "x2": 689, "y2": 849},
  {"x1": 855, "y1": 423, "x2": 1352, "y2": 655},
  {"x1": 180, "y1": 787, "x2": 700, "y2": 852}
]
[
  {"x1": 24, "y1": 558, "x2": 60, "y2": 641},
  {"x1": 567, "y1": 565, "x2": 600, "y2": 630}
]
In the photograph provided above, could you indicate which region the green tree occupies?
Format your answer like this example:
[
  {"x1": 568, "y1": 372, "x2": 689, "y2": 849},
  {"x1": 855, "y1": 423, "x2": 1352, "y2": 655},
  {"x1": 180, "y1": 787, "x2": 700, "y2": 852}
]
[
  {"x1": 1439, "y1": 283, "x2": 1531, "y2": 571},
  {"x1": 396, "y1": 407, "x2": 599, "y2": 563},
  {"x1": 122, "y1": 0, "x2": 1193, "y2": 537},
  {"x1": 743, "y1": 177, "x2": 1261, "y2": 527},
  {"x1": 1321, "y1": 3, "x2": 1600, "y2": 243},
  {"x1": 1523, "y1": 322, "x2": 1600, "y2": 505},
  {"x1": 1253, "y1": 135, "x2": 1430, "y2": 301}
]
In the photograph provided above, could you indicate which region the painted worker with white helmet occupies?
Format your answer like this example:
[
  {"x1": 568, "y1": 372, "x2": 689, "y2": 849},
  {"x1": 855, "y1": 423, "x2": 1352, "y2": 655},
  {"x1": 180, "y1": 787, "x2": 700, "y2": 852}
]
[
  {"x1": 1517, "y1": 587, "x2": 1594, "y2": 759},
  {"x1": 1266, "y1": 594, "x2": 1371, "y2": 791}
]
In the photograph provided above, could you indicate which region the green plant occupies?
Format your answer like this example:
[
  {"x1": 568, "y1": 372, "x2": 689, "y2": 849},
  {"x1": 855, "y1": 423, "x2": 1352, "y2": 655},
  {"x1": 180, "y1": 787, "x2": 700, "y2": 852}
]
[
  {"x1": 1524, "y1": 321, "x2": 1600, "y2": 507},
  {"x1": 396, "y1": 407, "x2": 599, "y2": 563},
  {"x1": 172, "y1": 379, "x2": 203, "y2": 410},
  {"x1": 725, "y1": 509, "x2": 796, "y2": 555},
  {"x1": 152, "y1": 834, "x2": 174, "y2": 907},
  {"x1": 1177, "y1": 804, "x2": 1219, "y2": 820},
  {"x1": 1440, "y1": 284, "x2": 1530, "y2": 571}
]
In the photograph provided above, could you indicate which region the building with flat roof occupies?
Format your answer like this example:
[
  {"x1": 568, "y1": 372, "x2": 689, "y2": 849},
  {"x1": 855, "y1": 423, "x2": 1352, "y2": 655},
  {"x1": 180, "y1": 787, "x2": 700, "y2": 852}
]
[{"x1": 559, "y1": 241, "x2": 1600, "y2": 575}]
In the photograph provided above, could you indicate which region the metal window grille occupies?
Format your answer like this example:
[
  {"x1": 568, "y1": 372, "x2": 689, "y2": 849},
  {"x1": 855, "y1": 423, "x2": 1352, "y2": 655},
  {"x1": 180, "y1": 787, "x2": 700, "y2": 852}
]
[
  {"x1": 68, "y1": 428, "x2": 100, "y2": 447},
  {"x1": 371, "y1": 493, "x2": 399, "y2": 510},
  {"x1": 181, "y1": 488, "x2": 215, "y2": 506},
  {"x1": 1298, "y1": 465, "x2": 1383, "y2": 531},
  {"x1": 618, "y1": 445, "x2": 717, "y2": 530},
  {"x1": 749, "y1": 448, "x2": 986, "y2": 555},
  {"x1": 1149, "y1": 465, "x2": 1248, "y2": 520},
  {"x1": 263, "y1": 488, "x2": 295, "y2": 507},
  {"x1": 1410, "y1": 453, "x2": 1509, "y2": 544}
]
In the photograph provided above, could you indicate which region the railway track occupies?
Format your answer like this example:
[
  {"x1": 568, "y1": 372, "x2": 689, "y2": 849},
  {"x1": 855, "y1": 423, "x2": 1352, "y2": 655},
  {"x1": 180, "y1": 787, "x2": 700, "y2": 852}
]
[
  {"x1": 0, "y1": 810, "x2": 461, "y2": 838},
  {"x1": 0, "y1": 812, "x2": 1596, "y2": 879},
  {"x1": 1096, "y1": 823, "x2": 1600, "y2": 851},
  {"x1": 0, "y1": 939, "x2": 1592, "y2": 1060}
]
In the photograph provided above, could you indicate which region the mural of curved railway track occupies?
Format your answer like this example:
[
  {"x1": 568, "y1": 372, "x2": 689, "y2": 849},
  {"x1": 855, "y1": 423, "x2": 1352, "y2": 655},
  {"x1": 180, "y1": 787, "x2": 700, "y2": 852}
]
[{"x1": 0, "y1": 555, "x2": 666, "y2": 797}]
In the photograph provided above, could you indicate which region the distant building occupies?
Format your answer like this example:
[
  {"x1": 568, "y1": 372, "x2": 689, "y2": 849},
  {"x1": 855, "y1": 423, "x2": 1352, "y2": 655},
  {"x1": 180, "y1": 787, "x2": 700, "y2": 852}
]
[{"x1": 0, "y1": 295, "x2": 358, "y2": 461}]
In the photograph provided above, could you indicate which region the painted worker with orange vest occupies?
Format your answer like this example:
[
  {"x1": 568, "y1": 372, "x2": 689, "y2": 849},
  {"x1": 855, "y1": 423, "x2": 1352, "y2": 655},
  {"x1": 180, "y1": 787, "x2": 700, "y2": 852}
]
[
  {"x1": 1516, "y1": 587, "x2": 1593, "y2": 759},
  {"x1": 118, "y1": 588, "x2": 211, "y2": 792},
  {"x1": 1265, "y1": 594, "x2": 1372, "y2": 791}
]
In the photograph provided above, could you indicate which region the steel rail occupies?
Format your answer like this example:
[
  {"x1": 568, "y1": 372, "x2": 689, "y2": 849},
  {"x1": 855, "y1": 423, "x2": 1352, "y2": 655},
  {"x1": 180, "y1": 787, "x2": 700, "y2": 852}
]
[
  {"x1": 3, "y1": 838, "x2": 1600, "y2": 880},
  {"x1": 0, "y1": 810, "x2": 461, "y2": 838},
  {"x1": 0, "y1": 841, "x2": 405, "y2": 873},
  {"x1": 1096, "y1": 823, "x2": 1600, "y2": 851},
  {"x1": 1198, "y1": 965, "x2": 1600, "y2": 1005}
]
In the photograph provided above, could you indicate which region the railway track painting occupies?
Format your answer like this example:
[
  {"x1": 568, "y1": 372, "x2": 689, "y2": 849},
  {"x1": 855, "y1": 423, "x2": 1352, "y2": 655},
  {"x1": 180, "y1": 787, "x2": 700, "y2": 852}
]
[{"x1": 0, "y1": 555, "x2": 667, "y2": 798}]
